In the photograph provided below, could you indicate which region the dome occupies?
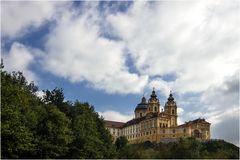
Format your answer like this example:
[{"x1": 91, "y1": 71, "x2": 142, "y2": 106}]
[{"x1": 135, "y1": 96, "x2": 148, "y2": 110}]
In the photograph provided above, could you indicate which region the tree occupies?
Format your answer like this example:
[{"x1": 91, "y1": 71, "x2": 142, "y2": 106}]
[
  {"x1": 36, "y1": 106, "x2": 73, "y2": 158},
  {"x1": 115, "y1": 136, "x2": 128, "y2": 150},
  {"x1": 66, "y1": 102, "x2": 116, "y2": 158},
  {"x1": 43, "y1": 88, "x2": 64, "y2": 106},
  {"x1": 1, "y1": 104, "x2": 36, "y2": 158},
  {"x1": 1, "y1": 71, "x2": 38, "y2": 158},
  {"x1": 1, "y1": 68, "x2": 117, "y2": 158}
]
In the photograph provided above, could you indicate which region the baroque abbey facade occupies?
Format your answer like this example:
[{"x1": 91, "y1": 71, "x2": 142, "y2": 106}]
[{"x1": 105, "y1": 89, "x2": 211, "y2": 143}]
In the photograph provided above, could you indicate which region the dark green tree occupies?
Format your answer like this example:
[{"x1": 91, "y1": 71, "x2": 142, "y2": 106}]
[
  {"x1": 66, "y1": 102, "x2": 116, "y2": 158},
  {"x1": 43, "y1": 88, "x2": 64, "y2": 106},
  {"x1": 36, "y1": 105, "x2": 73, "y2": 158},
  {"x1": 1, "y1": 71, "x2": 38, "y2": 158},
  {"x1": 115, "y1": 136, "x2": 128, "y2": 150}
]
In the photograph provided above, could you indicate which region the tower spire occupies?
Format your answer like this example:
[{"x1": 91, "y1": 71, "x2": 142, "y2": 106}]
[{"x1": 168, "y1": 90, "x2": 174, "y2": 101}]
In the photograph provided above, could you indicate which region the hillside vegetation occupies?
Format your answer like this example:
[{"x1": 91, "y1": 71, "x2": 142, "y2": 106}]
[
  {"x1": 1, "y1": 65, "x2": 239, "y2": 159},
  {"x1": 116, "y1": 136, "x2": 239, "y2": 159}
]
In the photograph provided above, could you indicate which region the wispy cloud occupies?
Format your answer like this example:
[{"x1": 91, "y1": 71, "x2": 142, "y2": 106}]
[
  {"x1": 99, "y1": 110, "x2": 133, "y2": 122},
  {"x1": 1, "y1": 1, "x2": 67, "y2": 38},
  {"x1": 2, "y1": 42, "x2": 40, "y2": 83}
]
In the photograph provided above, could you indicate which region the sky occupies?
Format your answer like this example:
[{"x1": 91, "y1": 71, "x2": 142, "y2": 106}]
[{"x1": 1, "y1": 0, "x2": 239, "y2": 146}]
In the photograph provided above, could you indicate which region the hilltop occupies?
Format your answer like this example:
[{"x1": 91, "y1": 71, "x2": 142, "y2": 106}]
[{"x1": 115, "y1": 136, "x2": 239, "y2": 159}]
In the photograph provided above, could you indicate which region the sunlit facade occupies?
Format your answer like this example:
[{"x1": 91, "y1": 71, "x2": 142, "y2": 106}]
[{"x1": 105, "y1": 89, "x2": 211, "y2": 143}]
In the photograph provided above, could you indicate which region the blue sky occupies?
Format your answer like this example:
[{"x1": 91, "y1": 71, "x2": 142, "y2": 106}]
[{"x1": 1, "y1": 1, "x2": 239, "y2": 146}]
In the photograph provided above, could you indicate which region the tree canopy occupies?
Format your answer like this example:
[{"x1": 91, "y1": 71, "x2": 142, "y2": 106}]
[
  {"x1": 1, "y1": 67, "x2": 116, "y2": 159},
  {"x1": 117, "y1": 138, "x2": 239, "y2": 159}
]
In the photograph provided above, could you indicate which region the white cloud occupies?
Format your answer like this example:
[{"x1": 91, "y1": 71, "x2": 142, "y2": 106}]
[
  {"x1": 1, "y1": 1, "x2": 67, "y2": 38},
  {"x1": 177, "y1": 107, "x2": 184, "y2": 125},
  {"x1": 177, "y1": 107, "x2": 184, "y2": 116},
  {"x1": 201, "y1": 72, "x2": 239, "y2": 111},
  {"x1": 200, "y1": 72, "x2": 239, "y2": 145},
  {"x1": 107, "y1": 0, "x2": 240, "y2": 93},
  {"x1": 99, "y1": 110, "x2": 133, "y2": 122},
  {"x1": 42, "y1": 4, "x2": 149, "y2": 94},
  {"x1": 106, "y1": 1, "x2": 240, "y2": 145},
  {"x1": 35, "y1": 90, "x2": 45, "y2": 99},
  {"x1": 148, "y1": 78, "x2": 172, "y2": 97},
  {"x1": 2, "y1": 42, "x2": 40, "y2": 83}
]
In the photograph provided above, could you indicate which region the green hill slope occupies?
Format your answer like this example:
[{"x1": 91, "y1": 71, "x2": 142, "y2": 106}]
[{"x1": 116, "y1": 135, "x2": 239, "y2": 159}]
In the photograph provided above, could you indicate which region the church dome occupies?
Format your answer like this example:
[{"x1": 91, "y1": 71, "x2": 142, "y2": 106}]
[{"x1": 135, "y1": 96, "x2": 148, "y2": 110}]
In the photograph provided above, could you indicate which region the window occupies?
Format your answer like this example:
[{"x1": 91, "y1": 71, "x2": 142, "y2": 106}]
[
  {"x1": 193, "y1": 130, "x2": 201, "y2": 138},
  {"x1": 140, "y1": 112, "x2": 142, "y2": 117},
  {"x1": 172, "y1": 109, "x2": 174, "y2": 114},
  {"x1": 154, "y1": 106, "x2": 157, "y2": 112},
  {"x1": 183, "y1": 128, "x2": 186, "y2": 133}
]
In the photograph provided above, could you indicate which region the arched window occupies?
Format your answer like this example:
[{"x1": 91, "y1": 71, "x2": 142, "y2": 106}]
[
  {"x1": 154, "y1": 107, "x2": 157, "y2": 112},
  {"x1": 172, "y1": 109, "x2": 174, "y2": 114}
]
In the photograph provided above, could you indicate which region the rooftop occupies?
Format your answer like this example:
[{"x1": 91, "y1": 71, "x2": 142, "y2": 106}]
[{"x1": 105, "y1": 120, "x2": 125, "y2": 129}]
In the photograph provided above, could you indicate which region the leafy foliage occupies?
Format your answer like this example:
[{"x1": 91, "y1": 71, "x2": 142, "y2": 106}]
[
  {"x1": 115, "y1": 136, "x2": 128, "y2": 150},
  {"x1": 117, "y1": 138, "x2": 239, "y2": 159},
  {"x1": 1, "y1": 68, "x2": 115, "y2": 159}
]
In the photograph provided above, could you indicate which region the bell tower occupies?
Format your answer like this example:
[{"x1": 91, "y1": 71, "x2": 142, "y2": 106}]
[
  {"x1": 164, "y1": 91, "x2": 178, "y2": 127},
  {"x1": 147, "y1": 88, "x2": 160, "y2": 114}
]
